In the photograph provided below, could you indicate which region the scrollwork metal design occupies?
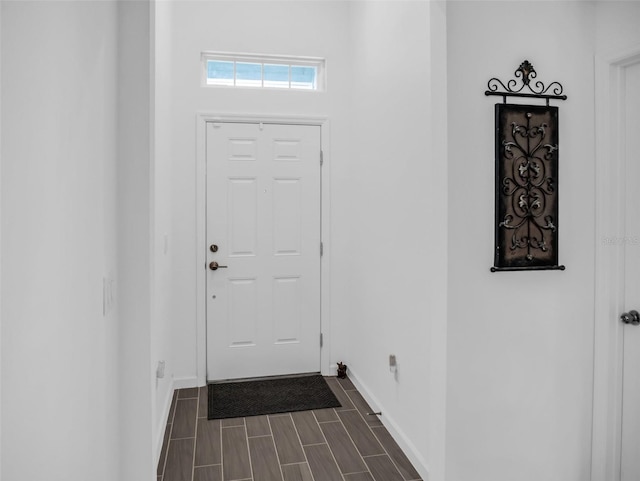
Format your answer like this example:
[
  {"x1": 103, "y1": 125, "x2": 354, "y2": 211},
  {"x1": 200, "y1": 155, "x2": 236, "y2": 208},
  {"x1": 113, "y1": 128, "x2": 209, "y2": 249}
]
[
  {"x1": 500, "y1": 112, "x2": 557, "y2": 258},
  {"x1": 485, "y1": 60, "x2": 567, "y2": 102},
  {"x1": 493, "y1": 104, "x2": 563, "y2": 271}
]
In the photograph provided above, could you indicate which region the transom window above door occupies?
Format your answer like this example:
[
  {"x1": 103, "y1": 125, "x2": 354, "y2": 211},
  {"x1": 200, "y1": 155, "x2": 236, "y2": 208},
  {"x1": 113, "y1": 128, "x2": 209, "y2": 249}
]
[{"x1": 201, "y1": 52, "x2": 325, "y2": 91}]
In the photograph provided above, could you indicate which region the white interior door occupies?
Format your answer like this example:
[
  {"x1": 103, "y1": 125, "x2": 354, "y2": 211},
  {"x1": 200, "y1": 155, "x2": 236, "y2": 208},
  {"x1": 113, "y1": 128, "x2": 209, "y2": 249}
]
[
  {"x1": 205, "y1": 122, "x2": 322, "y2": 381},
  {"x1": 620, "y1": 60, "x2": 640, "y2": 481}
]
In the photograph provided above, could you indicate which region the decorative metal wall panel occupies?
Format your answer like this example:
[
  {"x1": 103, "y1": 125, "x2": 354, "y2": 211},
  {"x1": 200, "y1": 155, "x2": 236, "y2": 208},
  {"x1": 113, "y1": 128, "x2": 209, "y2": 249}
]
[
  {"x1": 486, "y1": 60, "x2": 566, "y2": 272},
  {"x1": 493, "y1": 104, "x2": 562, "y2": 271}
]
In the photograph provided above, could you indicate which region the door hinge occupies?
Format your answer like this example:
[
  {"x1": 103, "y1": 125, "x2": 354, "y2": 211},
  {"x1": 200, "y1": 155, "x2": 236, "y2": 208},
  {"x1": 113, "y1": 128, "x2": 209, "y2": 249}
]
[
  {"x1": 320, "y1": 150, "x2": 324, "y2": 166},
  {"x1": 320, "y1": 242, "x2": 324, "y2": 256},
  {"x1": 320, "y1": 333, "x2": 323, "y2": 348}
]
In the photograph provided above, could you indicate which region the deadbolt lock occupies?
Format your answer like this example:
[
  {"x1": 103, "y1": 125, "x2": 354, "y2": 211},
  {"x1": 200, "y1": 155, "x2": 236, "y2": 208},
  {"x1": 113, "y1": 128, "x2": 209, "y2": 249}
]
[{"x1": 210, "y1": 244, "x2": 219, "y2": 253}]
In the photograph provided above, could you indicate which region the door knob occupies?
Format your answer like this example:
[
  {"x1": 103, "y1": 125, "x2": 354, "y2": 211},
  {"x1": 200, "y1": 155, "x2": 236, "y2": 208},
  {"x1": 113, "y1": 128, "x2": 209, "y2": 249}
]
[
  {"x1": 621, "y1": 310, "x2": 640, "y2": 325},
  {"x1": 209, "y1": 261, "x2": 228, "y2": 271}
]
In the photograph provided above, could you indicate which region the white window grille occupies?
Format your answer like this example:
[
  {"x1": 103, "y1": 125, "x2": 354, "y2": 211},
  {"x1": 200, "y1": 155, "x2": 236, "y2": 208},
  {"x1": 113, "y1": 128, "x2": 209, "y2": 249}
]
[{"x1": 202, "y1": 52, "x2": 325, "y2": 91}]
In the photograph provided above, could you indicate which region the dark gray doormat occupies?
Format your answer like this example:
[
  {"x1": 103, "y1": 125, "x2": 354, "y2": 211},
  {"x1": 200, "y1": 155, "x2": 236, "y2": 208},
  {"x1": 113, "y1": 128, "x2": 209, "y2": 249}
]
[{"x1": 208, "y1": 374, "x2": 341, "y2": 420}]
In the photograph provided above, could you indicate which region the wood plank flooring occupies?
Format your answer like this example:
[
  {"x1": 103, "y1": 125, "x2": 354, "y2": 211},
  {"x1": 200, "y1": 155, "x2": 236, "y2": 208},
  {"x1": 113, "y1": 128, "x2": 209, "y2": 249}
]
[{"x1": 157, "y1": 376, "x2": 422, "y2": 481}]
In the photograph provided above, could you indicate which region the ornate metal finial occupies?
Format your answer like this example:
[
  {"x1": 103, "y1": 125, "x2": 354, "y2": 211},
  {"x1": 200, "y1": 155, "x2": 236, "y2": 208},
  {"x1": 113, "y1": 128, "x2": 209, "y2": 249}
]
[
  {"x1": 517, "y1": 60, "x2": 535, "y2": 86},
  {"x1": 485, "y1": 60, "x2": 567, "y2": 101}
]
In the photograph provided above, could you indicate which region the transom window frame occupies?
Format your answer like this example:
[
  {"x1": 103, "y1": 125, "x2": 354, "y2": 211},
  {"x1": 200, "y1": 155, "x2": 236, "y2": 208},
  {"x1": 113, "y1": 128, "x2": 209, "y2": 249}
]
[{"x1": 201, "y1": 52, "x2": 326, "y2": 91}]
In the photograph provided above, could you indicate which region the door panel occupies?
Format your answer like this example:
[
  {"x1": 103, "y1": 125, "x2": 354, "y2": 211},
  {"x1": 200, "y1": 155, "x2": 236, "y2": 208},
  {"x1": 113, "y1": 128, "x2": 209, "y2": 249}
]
[
  {"x1": 206, "y1": 122, "x2": 321, "y2": 381},
  {"x1": 228, "y1": 278, "x2": 258, "y2": 347},
  {"x1": 272, "y1": 276, "x2": 302, "y2": 344},
  {"x1": 273, "y1": 178, "x2": 303, "y2": 254},
  {"x1": 228, "y1": 178, "x2": 258, "y2": 256},
  {"x1": 621, "y1": 60, "x2": 640, "y2": 481}
]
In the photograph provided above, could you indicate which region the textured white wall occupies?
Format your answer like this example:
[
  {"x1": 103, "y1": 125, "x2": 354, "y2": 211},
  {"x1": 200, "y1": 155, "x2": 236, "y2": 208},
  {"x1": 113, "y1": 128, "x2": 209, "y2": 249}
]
[
  {"x1": 446, "y1": 3, "x2": 598, "y2": 481},
  {"x1": 1, "y1": 2, "x2": 120, "y2": 480}
]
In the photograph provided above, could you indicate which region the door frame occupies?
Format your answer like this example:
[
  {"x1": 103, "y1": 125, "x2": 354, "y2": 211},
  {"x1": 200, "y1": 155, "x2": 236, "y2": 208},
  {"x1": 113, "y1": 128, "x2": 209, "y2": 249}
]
[
  {"x1": 195, "y1": 113, "x2": 331, "y2": 385},
  {"x1": 592, "y1": 45, "x2": 640, "y2": 481}
]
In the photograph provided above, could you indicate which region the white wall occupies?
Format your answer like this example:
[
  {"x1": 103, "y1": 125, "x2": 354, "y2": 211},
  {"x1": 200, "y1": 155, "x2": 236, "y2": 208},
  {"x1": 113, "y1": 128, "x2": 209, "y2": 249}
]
[
  {"x1": 0, "y1": 3, "x2": 3, "y2": 478},
  {"x1": 1, "y1": 2, "x2": 120, "y2": 480},
  {"x1": 168, "y1": 0, "x2": 352, "y2": 383},
  {"x1": 344, "y1": 2, "x2": 447, "y2": 479},
  {"x1": 151, "y1": 0, "x2": 176, "y2": 461},
  {"x1": 446, "y1": 3, "x2": 597, "y2": 481},
  {"x1": 595, "y1": 1, "x2": 640, "y2": 55},
  {"x1": 117, "y1": 1, "x2": 155, "y2": 480}
]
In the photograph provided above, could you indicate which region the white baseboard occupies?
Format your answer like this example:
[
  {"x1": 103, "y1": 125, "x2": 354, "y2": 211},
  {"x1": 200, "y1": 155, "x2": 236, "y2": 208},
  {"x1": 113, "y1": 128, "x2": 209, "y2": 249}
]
[
  {"x1": 154, "y1": 378, "x2": 175, "y2": 467},
  {"x1": 346, "y1": 367, "x2": 430, "y2": 481},
  {"x1": 173, "y1": 376, "x2": 200, "y2": 389}
]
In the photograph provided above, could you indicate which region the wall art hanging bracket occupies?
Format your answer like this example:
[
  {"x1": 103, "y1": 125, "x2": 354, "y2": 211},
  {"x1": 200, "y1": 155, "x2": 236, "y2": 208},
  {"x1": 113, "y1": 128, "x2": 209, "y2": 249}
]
[
  {"x1": 487, "y1": 60, "x2": 567, "y2": 272},
  {"x1": 485, "y1": 60, "x2": 567, "y2": 105}
]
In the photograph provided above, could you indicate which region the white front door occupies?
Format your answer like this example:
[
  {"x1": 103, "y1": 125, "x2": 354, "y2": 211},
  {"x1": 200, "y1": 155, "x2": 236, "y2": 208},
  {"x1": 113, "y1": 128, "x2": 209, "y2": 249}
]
[
  {"x1": 620, "y1": 60, "x2": 640, "y2": 481},
  {"x1": 205, "y1": 122, "x2": 322, "y2": 381}
]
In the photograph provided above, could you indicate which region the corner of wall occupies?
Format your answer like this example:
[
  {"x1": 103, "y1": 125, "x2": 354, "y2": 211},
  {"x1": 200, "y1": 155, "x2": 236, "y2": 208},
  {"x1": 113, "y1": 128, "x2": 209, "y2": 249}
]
[
  {"x1": 116, "y1": 1, "x2": 155, "y2": 479},
  {"x1": 346, "y1": 367, "x2": 430, "y2": 481},
  {"x1": 155, "y1": 378, "x2": 175, "y2": 468},
  {"x1": 0, "y1": 3, "x2": 3, "y2": 478},
  {"x1": 428, "y1": 3, "x2": 448, "y2": 481}
]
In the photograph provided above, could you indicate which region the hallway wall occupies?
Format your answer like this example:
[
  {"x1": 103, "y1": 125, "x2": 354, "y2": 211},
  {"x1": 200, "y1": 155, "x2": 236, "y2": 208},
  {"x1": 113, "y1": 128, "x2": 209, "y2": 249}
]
[
  {"x1": 343, "y1": 2, "x2": 447, "y2": 479},
  {"x1": 445, "y1": 2, "x2": 640, "y2": 480},
  {"x1": 117, "y1": 1, "x2": 155, "y2": 480},
  {"x1": 151, "y1": 0, "x2": 176, "y2": 461},
  {"x1": 1, "y1": 2, "x2": 121, "y2": 480},
  {"x1": 1, "y1": 4, "x2": 3, "y2": 477}
]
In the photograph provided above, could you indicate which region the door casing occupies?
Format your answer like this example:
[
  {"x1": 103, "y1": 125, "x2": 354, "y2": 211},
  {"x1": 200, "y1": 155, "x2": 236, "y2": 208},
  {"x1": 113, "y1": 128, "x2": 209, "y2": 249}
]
[
  {"x1": 592, "y1": 45, "x2": 640, "y2": 481},
  {"x1": 195, "y1": 113, "x2": 332, "y2": 386}
]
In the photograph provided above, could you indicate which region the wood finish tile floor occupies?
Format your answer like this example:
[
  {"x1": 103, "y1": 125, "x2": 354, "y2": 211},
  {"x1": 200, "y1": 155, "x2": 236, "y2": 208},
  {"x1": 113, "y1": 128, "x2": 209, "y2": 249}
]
[{"x1": 157, "y1": 376, "x2": 423, "y2": 481}]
